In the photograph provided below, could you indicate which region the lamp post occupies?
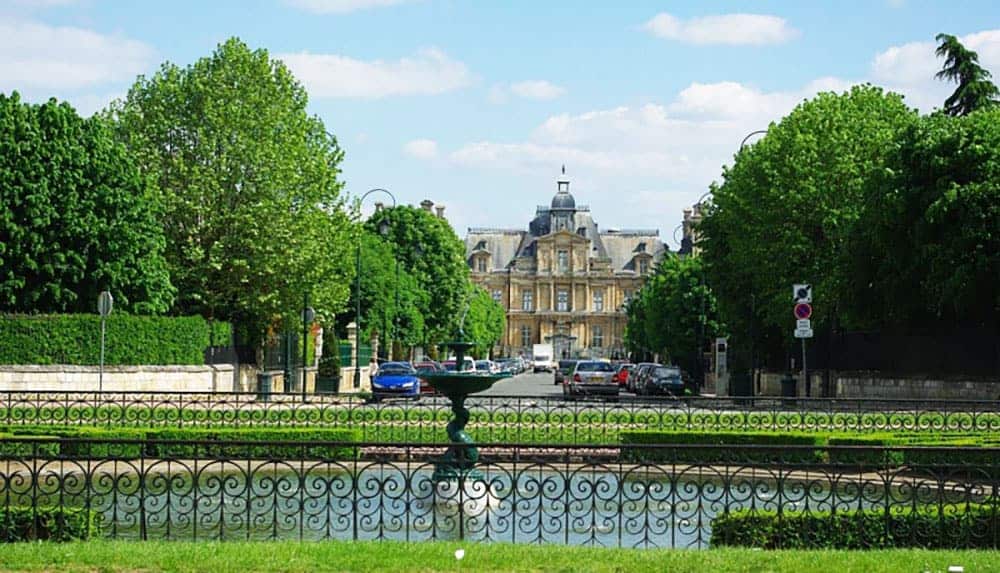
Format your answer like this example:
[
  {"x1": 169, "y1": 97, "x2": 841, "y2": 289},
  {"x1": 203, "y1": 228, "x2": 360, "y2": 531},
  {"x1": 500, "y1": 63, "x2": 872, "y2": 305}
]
[
  {"x1": 301, "y1": 294, "x2": 315, "y2": 403},
  {"x1": 739, "y1": 129, "x2": 766, "y2": 397},
  {"x1": 354, "y1": 188, "x2": 397, "y2": 389}
]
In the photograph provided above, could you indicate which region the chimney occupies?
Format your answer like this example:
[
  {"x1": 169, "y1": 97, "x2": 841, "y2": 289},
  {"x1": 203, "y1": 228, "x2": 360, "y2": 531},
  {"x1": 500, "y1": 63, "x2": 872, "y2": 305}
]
[
  {"x1": 420, "y1": 199, "x2": 434, "y2": 212},
  {"x1": 435, "y1": 205, "x2": 446, "y2": 219}
]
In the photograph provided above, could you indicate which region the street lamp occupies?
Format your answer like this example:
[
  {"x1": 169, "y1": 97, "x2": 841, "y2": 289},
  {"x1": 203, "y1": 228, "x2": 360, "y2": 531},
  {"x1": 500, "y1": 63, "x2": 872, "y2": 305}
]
[{"x1": 354, "y1": 188, "x2": 397, "y2": 389}]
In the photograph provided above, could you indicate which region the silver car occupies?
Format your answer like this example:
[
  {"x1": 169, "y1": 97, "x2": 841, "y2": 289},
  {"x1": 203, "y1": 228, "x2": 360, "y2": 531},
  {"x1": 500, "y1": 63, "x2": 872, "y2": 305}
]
[{"x1": 563, "y1": 361, "x2": 619, "y2": 399}]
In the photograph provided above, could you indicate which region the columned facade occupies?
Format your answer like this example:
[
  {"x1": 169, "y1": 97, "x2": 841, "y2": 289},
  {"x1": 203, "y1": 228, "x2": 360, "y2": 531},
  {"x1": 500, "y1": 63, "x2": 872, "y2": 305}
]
[{"x1": 466, "y1": 170, "x2": 666, "y2": 359}]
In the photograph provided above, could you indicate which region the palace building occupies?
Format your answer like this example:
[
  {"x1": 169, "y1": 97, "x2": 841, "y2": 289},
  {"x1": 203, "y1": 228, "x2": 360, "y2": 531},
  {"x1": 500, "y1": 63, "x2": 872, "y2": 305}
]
[{"x1": 465, "y1": 170, "x2": 667, "y2": 359}]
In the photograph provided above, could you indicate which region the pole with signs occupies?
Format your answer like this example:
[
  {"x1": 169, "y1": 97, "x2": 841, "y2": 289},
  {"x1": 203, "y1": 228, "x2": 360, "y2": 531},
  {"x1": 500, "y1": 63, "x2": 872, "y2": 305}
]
[
  {"x1": 97, "y1": 291, "x2": 113, "y2": 394},
  {"x1": 792, "y1": 284, "x2": 812, "y2": 397},
  {"x1": 301, "y1": 293, "x2": 315, "y2": 403}
]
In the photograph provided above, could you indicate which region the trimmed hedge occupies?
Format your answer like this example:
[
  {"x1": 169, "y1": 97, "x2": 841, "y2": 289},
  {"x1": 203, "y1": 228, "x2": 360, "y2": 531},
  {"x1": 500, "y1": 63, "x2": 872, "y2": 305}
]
[
  {"x1": 0, "y1": 314, "x2": 230, "y2": 365},
  {"x1": 0, "y1": 426, "x2": 360, "y2": 460},
  {"x1": 711, "y1": 504, "x2": 999, "y2": 549},
  {"x1": 620, "y1": 431, "x2": 827, "y2": 464},
  {"x1": 0, "y1": 506, "x2": 100, "y2": 542}
]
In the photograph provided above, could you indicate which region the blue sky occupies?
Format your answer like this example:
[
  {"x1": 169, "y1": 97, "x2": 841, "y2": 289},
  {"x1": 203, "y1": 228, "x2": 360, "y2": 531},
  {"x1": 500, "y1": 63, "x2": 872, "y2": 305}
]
[{"x1": 2, "y1": 0, "x2": 998, "y2": 245}]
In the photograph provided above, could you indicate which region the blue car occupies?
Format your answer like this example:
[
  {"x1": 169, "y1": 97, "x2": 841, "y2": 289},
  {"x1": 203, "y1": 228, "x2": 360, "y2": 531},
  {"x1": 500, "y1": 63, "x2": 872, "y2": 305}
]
[{"x1": 371, "y1": 362, "x2": 421, "y2": 400}]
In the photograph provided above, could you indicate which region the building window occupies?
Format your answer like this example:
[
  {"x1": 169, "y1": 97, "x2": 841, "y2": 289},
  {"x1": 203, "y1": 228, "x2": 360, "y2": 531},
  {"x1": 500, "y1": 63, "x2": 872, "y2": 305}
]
[
  {"x1": 522, "y1": 290, "x2": 533, "y2": 311},
  {"x1": 556, "y1": 289, "x2": 569, "y2": 312},
  {"x1": 476, "y1": 257, "x2": 487, "y2": 272},
  {"x1": 520, "y1": 325, "x2": 531, "y2": 347},
  {"x1": 557, "y1": 250, "x2": 569, "y2": 273},
  {"x1": 592, "y1": 326, "x2": 604, "y2": 348},
  {"x1": 593, "y1": 289, "x2": 604, "y2": 312},
  {"x1": 491, "y1": 289, "x2": 502, "y2": 302},
  {"x1": 639, "y1": 259, "x2": 649, "y2": 275}
]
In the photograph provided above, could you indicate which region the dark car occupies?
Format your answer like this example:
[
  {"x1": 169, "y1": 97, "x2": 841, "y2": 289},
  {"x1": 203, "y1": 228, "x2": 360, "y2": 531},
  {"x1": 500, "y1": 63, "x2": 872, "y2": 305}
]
[
  {"x1": 563, "y1": 361, "x2": 619, "y2": 399},
  {"x1": 627, "y1": 362, "x2": 659, "y2": 393},
  {"x1": 371, "y1": 361, "x2": 420, "y2": 400},
  {"x1": 641, "y1": 366, "x2": 685, "y2": 396},
  {"x1": 554, "y1": 359, "x2": 580, "y2": 385},
  {"x1": 414, "y1": 360, "x2": 443, "y2": 394}
]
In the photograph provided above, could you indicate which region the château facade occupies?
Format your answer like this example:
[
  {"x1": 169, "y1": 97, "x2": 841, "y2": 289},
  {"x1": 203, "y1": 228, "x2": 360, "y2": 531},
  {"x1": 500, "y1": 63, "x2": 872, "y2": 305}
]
[{"x1": 465, "y1": 172, "x2": 667, "y2": 359}]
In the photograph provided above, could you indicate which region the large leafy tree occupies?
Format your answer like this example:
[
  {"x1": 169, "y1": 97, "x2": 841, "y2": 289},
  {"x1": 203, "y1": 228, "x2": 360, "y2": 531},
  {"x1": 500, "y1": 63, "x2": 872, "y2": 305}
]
[
  {"x1": 0, "y1": 92, "x2": 173, "y2": 314},
  {"x1": 110, "y1": 38, "x2": 353, "y2": 336},
  {"x1": 935, "y1": 33, "x2": 999, "y2": 117},
  {"x1": 462, "y1": 286, "x2": 505, "y2": 359},
  {"x1": 846, "y1": 109, "x2": 1000, "y2": 330},
  {"x1": 366, "y1": 206, "x2": 469, "y2": 345},
  {"x1": 340, "y1": 229, "x2": 426, "y2": 353},
  {"x1": 625, "y1": 255, "x2": 723, "y2": 380},
  {"x1": 698, "y1": 85, "x2": 918, "y2": 368}
]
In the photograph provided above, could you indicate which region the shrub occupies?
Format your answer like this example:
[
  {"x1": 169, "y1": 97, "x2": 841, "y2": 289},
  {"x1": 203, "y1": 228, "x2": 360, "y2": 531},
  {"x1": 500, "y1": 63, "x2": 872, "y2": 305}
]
[
  {"x1": 711, "y1": 504, "x2": 999, "y2": 549},
  {"x1": 0, "y1": 506, "x2": 100, "y2": 542},
  {"x1": 0, "y1": 434, "x2": 61, "y2": 457},
  {"x1": 147, "y1": 427, "x2": 361, "y2": 460},
  {"x1": 620, "y1": 431, "x2": 827, "y2": 464},
  {"x1": 826, "y1": 434, "x2": 905, "y2": 467},
  {"x1": 0, "y1": 314, "x2": 230, "y2": 365}
]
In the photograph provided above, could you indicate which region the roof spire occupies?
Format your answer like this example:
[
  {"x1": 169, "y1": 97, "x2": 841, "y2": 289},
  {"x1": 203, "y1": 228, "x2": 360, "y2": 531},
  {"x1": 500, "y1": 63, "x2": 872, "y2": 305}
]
[{"x1": 561, "y1": 164, "x2": 565, "y2": 175}]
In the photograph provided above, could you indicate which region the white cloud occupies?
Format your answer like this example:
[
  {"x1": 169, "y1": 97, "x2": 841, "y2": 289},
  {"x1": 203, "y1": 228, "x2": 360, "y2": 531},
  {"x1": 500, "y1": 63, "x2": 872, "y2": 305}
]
[
  {"x1": 870, "y1": 29, "x2": 1000, "y2": 110},
  {"x1": 403, "y1": 138, "x2": 438, "y2": 159},
  {"x1": 278, "y1": 48, "x2": 473, "y2": 98},
  {"x1": 284, "y1": 0, "x2": 411, "y2": 14},
  {"x1": 642, "y1": 12, "x2": 799, "y2": 46},
  {"x1": 0, "y1": 19, "x2": 154, "y2": 91},
  {"x1": 509, "y1": 80, "x2": 566, "y2": 100}
]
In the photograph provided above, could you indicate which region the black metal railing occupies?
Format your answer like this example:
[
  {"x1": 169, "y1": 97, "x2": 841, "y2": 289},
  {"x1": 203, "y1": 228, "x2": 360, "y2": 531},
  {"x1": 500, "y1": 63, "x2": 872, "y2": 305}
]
[
  {"x1": 1, "y1": 438, "x2": 997, "y2": 548},
  {"x1": 2, "y1": 392, "x2": 1000, "y2": 443}
]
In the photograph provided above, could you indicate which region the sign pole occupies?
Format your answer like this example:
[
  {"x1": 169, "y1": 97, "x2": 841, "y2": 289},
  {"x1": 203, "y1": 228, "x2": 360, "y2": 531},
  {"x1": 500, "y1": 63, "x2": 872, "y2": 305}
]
[
  {"x1": 99, "y1": 315, "x2": 106, "y2": 394},
  {"x1": 97, "y1": 291, "x2": 113, "y2": 395},
  {"x1": 801, "y1": 338, "x2": 808, "y2": 398}
]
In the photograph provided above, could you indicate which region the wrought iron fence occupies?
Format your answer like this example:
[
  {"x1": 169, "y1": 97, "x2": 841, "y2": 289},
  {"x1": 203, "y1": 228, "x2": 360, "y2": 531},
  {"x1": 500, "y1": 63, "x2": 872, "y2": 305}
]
[
  {"x1": 1, "y1": 392, "x2": 1000, "y2": 443},
  {"x1": 1, "y1": 438, "x2": 997, "y2": 548}
]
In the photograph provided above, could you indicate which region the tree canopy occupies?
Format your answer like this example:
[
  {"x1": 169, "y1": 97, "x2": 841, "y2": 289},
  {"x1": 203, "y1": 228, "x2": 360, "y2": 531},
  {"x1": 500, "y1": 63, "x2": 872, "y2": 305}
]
[
  {"x1": 366, "y1": 205, "x2": 469, "y2": 345},
  {"x1": 935, "y1": 33, "x2": 999, "y2": 116},
  {"x1": 110, "y1": 38, "x2": 353, "y2": 335},
  {"x1": 462, "y1": 286, "x2": 506, "y2": 359},
  {"x1": 0, "y1": 92, "x2": 173, "y2": 314}
]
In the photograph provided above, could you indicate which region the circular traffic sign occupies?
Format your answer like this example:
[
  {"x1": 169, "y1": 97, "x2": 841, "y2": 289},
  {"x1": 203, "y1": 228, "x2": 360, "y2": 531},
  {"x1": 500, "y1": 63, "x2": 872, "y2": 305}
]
[
  {"x1": 97, "y1": 291, "x2": 113, "y2": 317},
  {"x1": 794, "y1": 303, "x2": 812, "y2": 320}
]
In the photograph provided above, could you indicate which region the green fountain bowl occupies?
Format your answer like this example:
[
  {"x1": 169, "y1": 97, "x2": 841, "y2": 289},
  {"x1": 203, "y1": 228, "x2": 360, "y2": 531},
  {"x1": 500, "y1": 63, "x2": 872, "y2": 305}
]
[{"x1": 421, "y1": 371, "x2": 512, "y2": 399}]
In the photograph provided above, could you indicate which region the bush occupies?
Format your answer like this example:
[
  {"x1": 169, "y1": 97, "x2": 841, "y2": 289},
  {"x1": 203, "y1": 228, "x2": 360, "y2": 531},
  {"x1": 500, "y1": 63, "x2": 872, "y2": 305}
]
[
  {"x1": 147, "y1": 427, "x2": 361, "y2": 460},
  {"x1": 711, "y1": 504, "x2": 999, "y2": 549},
  {"x1": 0, "y1": 434, "x2": 61, "y2": 457},
  {"x1": 826, "y1": 434, "x2": 905, "y2": 467},
  {"x1": 0, "y1": 506, "x2": 100, "y2": 542},
  {"x1": 0, "y1": 314, "x2": 231, "y2": 365},
  {"x1": 620, "y1": 430, "x2": 827, "y2": 464}
]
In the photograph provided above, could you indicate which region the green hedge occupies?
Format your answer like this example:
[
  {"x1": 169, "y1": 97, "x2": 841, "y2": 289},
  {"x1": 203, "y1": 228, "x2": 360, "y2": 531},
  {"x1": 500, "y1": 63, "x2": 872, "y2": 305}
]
[
  {"x1": 620, "y1": 431, "x2": 827, "y2": 464},
  {"x1": 0, "y1": 506, "x2": 100, "y2": 542},
  {"x1": 711, "y1": 504, "x2": 999, "y2": 549},
  {"x1": 0, "y1": 426, "x2": 360, "y2": 460},
  {"x1": 0, "y1": 314, "x2": 231, "y2": 365}
]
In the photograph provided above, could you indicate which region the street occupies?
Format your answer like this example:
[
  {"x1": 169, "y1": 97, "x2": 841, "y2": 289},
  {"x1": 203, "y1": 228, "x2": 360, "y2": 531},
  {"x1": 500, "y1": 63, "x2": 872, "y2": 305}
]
[{"x1": 479, "y1": 369, "x2": 563, "y2": 398}]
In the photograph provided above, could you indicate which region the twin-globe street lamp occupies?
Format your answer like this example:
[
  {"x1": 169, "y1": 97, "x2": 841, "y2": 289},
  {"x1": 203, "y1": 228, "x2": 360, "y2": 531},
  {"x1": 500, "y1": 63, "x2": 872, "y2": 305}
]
[{"x1": 354, "y1": 188, "x2": 397, "y2": 388}]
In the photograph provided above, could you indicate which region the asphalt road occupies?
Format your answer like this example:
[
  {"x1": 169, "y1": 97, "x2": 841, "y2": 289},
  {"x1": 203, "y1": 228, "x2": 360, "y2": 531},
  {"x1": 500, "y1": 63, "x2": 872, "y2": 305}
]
[{"x1": 479, "y1": 370, "x2": 563, "y2": 398}]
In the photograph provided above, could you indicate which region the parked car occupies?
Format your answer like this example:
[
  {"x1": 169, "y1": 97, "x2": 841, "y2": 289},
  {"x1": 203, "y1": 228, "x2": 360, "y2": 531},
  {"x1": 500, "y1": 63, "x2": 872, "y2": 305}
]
[
  {"x1": 563, "y1": 360, "x2": 619, "y2": 399},
  {"x1": 442, "y1": 357, "x2": 476, "y2": 372},
  {"x1": 626, "y1": 362, "x2": 659, "y2": 393},
  {"x1": 613, "y1": 363, "x2": 634, "y2": 387},
  {"x1": 554, "y1": 359, "x2": 580, "y2": 385},
  {"x1": 414, "y1": 360, "x2": 443, "y2": 394},
  {"x1": 371, "y1": 362, "x2": 421, "y2": 400},
  {"x1": 641, "y1": 365, "x2": 685, "y2": 396},
  {"x1": 475, "y1": 360, "x2": 500, "y2": 374}
]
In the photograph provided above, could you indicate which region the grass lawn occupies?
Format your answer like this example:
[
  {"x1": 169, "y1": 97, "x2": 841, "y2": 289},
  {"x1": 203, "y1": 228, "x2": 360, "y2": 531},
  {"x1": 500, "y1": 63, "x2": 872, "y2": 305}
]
[{"x1": 0, "y1": 541, "x2": 995, "y2": 572}]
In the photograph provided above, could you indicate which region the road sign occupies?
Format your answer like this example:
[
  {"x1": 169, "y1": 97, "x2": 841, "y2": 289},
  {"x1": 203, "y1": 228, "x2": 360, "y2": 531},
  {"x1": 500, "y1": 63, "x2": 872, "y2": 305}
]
[
  {"x1": 793, "y1": 284, "x2": 812, "y2": 304},
  {"x1": 794, "y1": 327, "x2": 814, "y2": 339},
  {"x1": 794, "y1": 303, "x2": 812, "y2": 319},
  {"x1": 796, "y1": 319, "x2": 811, "y2": 330},
  {"x1": 97, "y1": 291, "x2": 113, "y2": 317}
]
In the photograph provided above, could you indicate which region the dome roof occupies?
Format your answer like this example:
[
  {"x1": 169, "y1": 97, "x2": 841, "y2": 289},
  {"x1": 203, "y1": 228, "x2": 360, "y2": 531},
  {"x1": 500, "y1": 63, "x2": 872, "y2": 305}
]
[{"x1": 551, "y1": 190, "x2": 576, "y2": 210}]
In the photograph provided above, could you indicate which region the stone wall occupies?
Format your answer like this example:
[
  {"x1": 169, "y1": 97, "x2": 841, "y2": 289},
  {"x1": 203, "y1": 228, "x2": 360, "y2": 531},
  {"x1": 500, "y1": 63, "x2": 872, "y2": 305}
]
[
  {"x1": 752, "y1": 370, "x2": 999, "y2": 400},
  {"x1": 0, "y1": 364, "x2": 234, "y2": 393}
]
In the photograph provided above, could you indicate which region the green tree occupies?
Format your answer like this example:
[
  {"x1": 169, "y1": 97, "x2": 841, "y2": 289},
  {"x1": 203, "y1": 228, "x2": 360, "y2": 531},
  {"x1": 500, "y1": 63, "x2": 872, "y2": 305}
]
[
  {"x1": 366, "y1": 206, "x2": 469, "y2": 345},
  {"x1": 462, "y1": 285, "x2": 505, "y2": 359},
  {"x1": 626, "y1": 255, "x2": 723, "y2": 380},
  {"x1": 698, "y1": 85, "x2": 918, "y2": 368},
  {"x1": 340, "y1": 229, "x2": 426, "y2": 353},
  {"x1": 846, "y1": 109, "x2": 1000, "y2": 330},
  {"x1": 935, "y1": 33, "x2": 999, "y2": 117},
  {"x1": 110, "y1": 38, "x2": 353, "y2": 338},
  {"x1": 0, "y1": 92, "x2": 173, "y2": 314}
]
